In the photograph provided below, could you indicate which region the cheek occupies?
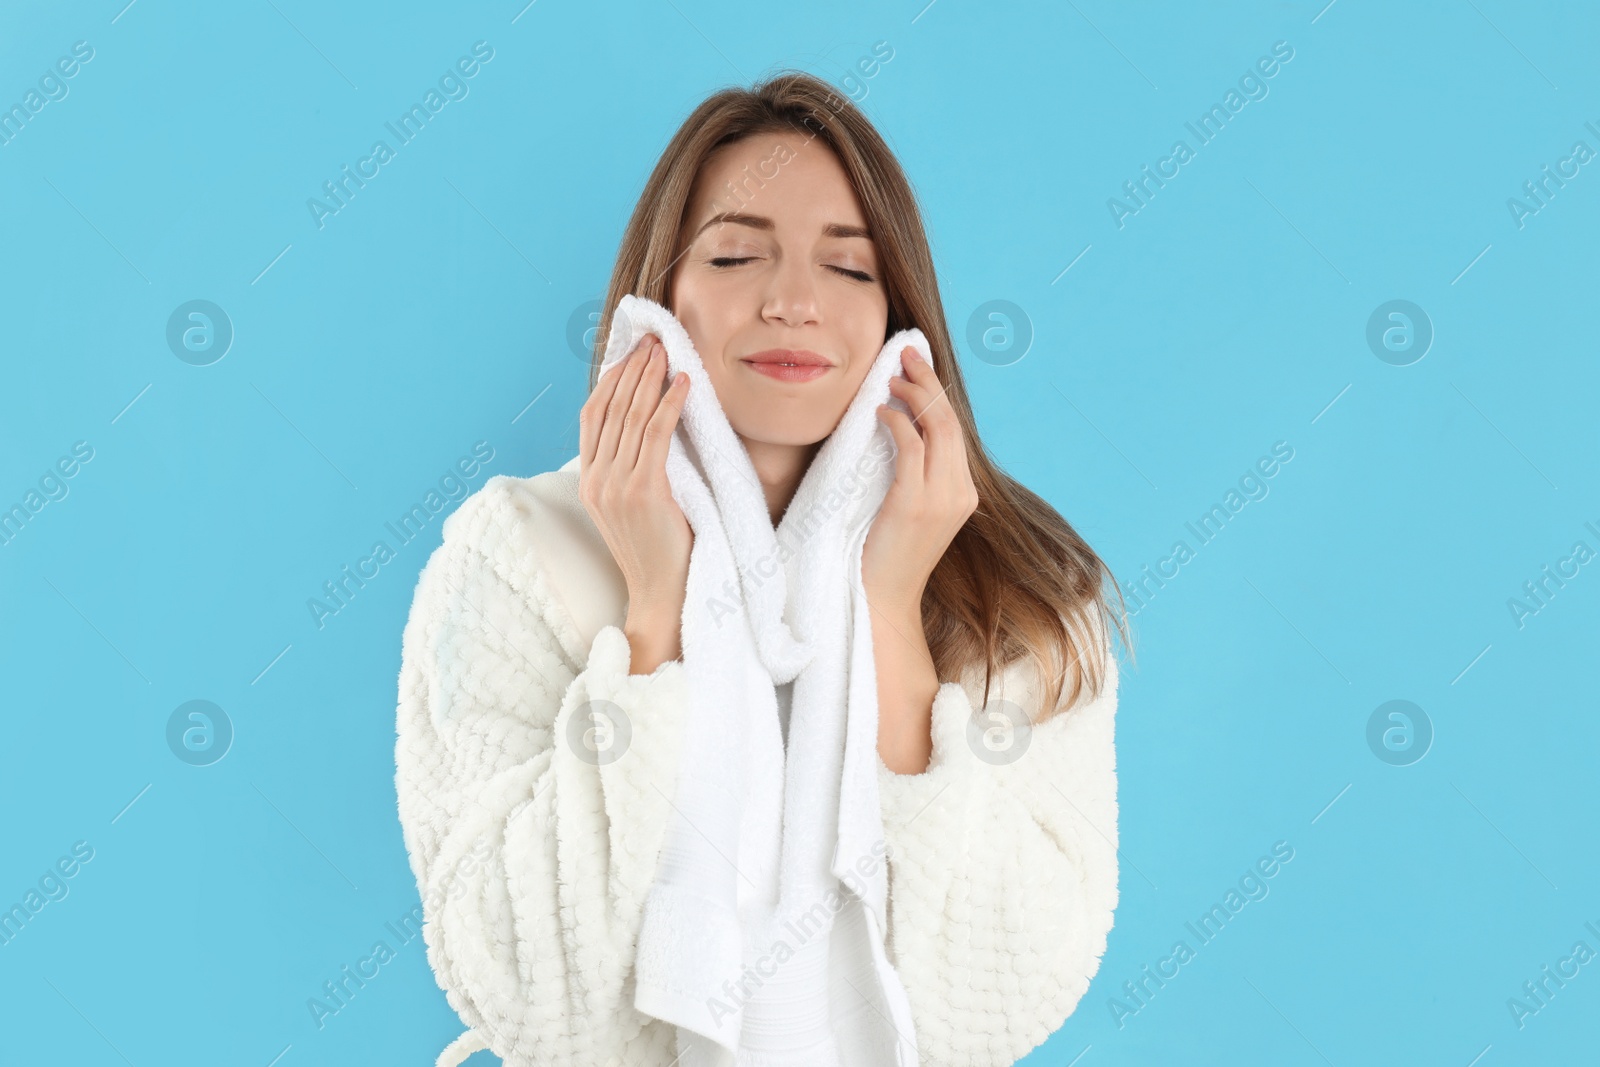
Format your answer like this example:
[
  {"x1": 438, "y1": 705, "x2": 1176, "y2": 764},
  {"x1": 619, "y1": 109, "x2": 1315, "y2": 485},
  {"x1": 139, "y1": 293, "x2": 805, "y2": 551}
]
[
  {"x1": 697, "y1": 351, "x2": 736, "y2": 409},
  {"x1": 673, "y1": 288, "x2": 743, "y2": 395},
  {"x1": 671, "y1": 277, "x2": 715, "y2": 349},
  {"x1": 844, "y1": 355, "x2": 883, "y2": 399},
  {"x1": 673, "y1": 272, "x2": 748, "y2": 349},
  {"x1": 833, "y1": 291, "x2": 890, "y2": 362},
  {"x1": 836, "y1": 317, "x2": 888, "y2": 397}
]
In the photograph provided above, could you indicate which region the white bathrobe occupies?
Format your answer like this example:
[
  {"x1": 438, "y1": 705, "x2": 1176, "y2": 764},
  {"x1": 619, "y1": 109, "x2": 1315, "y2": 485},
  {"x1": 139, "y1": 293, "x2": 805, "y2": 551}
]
[{"x1": 393, "y1": 456, "x2": 1121, "y2": 1067}]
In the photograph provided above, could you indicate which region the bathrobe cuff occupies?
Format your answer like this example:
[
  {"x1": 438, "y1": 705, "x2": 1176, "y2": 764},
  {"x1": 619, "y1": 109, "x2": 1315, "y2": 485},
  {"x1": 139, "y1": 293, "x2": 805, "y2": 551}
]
[
  {"x1": 875, "y1": 681, "x2": 981, "y2": 838},
  {"x1": 872, "y1": 656, "x2": 1120, "y2": 1066},
  {"x1": 567, "y1": 623, "x2": 690, "y2": 915}
]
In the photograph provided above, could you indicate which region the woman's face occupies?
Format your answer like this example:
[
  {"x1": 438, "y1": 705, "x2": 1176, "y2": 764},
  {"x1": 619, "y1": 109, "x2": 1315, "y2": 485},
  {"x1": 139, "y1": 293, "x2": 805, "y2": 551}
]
[{"x1": 668, "y1": 133, "x2": 890, "y2": 450}]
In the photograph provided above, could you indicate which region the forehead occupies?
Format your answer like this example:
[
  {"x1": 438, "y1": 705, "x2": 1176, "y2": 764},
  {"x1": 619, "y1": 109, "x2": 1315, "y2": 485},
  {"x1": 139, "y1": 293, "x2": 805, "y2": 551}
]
[{"x1": 684, "y1": 133, "x2": 868, "y2": 232}]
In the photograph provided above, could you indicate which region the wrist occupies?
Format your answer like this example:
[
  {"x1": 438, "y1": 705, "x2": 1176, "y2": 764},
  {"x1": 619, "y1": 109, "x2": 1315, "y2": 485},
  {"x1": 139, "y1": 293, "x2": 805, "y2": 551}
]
[
  {"x1": 624, "y1": 601, "x2": 683, "y2": 675},
  {"x1": 863, "y1": 578, "x2": 925, "y2": 619}
]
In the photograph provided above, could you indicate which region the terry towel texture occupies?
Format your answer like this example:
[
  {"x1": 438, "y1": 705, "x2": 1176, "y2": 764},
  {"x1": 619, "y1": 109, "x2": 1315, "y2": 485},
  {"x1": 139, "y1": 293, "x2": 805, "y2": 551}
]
[
  {"x1": 393, "y1": 301, "x2": 1122, "y2": 1067},
  {"x1": 598, "y1": 296, "x2": 923, "y2": 1067}
]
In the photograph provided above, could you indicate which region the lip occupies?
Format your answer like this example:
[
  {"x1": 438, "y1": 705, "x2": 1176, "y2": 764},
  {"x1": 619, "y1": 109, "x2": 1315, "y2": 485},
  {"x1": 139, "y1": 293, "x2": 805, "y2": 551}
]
[{"x1": 740, "y1": 348, "x2": 833, "y2": 383}]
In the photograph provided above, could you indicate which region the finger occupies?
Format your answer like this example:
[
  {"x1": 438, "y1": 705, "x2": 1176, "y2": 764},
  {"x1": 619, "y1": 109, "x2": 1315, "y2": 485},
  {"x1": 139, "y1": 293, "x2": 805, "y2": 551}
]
[
  {"x1": 585, "y1": 332, "x2": 657, "y2": 465},
  {"x1": 596, "y1": 330, "x2": 658, "y2": 387},
  {"x1": 896, "y1": 348, "x2": 976, "y2": 519},
  {"x1": 581, "y1": 353, "x2": 628, "y2": 478},
  {"x1": 594, "y1": 335, "x2": 657, "y2": 467},
  {"x1": 895, "y1": 347, "x2": 955, "y2": 419},
  {"x1": 885, "y1": 377, "x2": 944, "y2": 482},
  {"x1": 923, "y1": 405, "x2": 971, "y2": 509},
  {"x1": 591, "y1": 331, "x2": 657, "y2": 424},
  {"x1": 615, "y1": 342, "x2": 670, "y2": 472},
  {"x1": 891, "y1": 351, "x2": 963, "y2": 477},
  {"x1": 886, "y1": 373, "x2": 938, "y2": 424},
  {"x1": 628, "y1": 330, "x2": 658, "y2": 362},
  {"x1": 639, "y1": 368, "x2": 690, "y2": 478},
  {"x1": 875, "y1": 404, "x2": 926, "y2": 495}
]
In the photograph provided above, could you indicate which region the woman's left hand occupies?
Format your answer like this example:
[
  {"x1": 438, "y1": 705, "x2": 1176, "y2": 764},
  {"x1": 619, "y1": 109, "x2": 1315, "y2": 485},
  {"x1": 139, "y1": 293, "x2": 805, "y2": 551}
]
[{"x1": 861, "y1": 344, "x2": 980, "y2": 612}]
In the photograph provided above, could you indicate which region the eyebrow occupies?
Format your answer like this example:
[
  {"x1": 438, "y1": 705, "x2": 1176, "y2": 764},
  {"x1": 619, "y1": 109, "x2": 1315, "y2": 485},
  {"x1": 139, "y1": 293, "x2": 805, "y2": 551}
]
[{"x1": 691, "y1": 211, "x2": 872, "y2": 241}]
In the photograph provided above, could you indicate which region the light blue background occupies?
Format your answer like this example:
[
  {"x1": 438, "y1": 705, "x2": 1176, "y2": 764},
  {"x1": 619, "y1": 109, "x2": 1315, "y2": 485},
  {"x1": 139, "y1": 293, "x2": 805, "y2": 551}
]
[{"x1": 2, "y1": 0, "x2": 1596, "y2": 1063}]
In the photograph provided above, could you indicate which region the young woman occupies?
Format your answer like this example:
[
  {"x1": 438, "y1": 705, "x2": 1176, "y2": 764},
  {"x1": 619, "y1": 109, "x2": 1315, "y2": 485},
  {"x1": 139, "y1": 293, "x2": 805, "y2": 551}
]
[{"x1": 395, "y1": 71, "x2": 1129, "y2": 1067}]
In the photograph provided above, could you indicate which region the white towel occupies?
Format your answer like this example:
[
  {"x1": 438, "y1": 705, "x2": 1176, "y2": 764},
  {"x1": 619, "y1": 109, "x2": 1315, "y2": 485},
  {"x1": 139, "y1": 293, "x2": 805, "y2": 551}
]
[{"x1": 598, "y1": 295, "x2": 925, "y2": 1067}]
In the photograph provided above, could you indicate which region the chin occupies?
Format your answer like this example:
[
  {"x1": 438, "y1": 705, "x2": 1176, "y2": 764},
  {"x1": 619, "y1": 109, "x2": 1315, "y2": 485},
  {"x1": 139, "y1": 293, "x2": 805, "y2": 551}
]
[{"x1": 731, "y1": 419, "x2": 833, "y2": 450}]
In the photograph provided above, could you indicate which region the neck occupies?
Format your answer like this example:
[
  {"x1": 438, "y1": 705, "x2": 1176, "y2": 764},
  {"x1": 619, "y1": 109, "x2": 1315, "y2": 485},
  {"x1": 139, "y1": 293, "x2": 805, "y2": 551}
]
[{"x1": 743, "y1": 437, "x2": 824, "y2": 527}]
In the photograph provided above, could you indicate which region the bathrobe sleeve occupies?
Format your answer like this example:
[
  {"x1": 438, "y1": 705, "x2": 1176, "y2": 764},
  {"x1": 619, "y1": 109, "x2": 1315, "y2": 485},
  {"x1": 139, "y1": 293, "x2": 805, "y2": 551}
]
[
  {"x1": 393, "y1": 482, "x2": 687, "y2": 1065},
  {"x1": 875, "y1": 639, "x2": 1120, "y2": 1067}
]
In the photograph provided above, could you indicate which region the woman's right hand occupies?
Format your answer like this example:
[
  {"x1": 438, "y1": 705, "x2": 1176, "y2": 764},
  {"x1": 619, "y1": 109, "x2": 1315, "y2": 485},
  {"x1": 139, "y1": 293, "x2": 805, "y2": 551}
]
[{"x1": 578, "y1": 331, "x2": 693, "y2": 673}]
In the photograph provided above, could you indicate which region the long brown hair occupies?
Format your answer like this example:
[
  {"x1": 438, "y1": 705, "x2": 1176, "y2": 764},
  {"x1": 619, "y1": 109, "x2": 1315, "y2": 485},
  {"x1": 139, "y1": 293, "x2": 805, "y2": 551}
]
[{"x1": 588, "y1": 70, "x2": 1131, "y2": 720}]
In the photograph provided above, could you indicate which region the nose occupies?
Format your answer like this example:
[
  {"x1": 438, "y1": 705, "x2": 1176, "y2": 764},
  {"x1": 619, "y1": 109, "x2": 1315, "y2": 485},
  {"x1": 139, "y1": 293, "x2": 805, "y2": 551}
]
[{"x1": 761, "y1": 254, "x2": 821, "y2": 328}]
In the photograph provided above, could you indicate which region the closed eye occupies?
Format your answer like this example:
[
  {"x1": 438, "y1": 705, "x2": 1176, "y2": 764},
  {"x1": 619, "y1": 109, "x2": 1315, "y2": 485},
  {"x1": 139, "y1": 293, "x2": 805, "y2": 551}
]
[{"x1": 707, "y1": 257, "x2": 874, "y2": 283}]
